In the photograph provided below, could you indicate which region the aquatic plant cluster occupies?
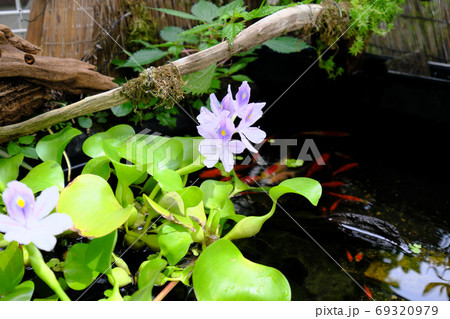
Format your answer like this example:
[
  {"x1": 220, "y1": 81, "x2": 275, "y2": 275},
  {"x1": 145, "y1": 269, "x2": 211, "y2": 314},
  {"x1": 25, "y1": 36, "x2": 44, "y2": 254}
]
[{"x1": 0, "y1": 84, "x2": 322, "y2": 301}]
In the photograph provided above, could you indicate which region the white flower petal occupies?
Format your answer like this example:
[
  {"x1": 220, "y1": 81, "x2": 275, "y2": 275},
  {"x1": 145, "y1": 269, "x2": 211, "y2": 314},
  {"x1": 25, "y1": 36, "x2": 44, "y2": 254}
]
[
  {"x1": 220, "y1": 149, "x2": 235, "y2": 172},
  {"x1": 239, "y1": 134, "x2": 258, "y2": 153},
  {"x1": 30, "y1": 233, "x2": 57, "y2": 252},
  {"x1": 33, "y1": 186, "x2": 59, "y2": 221},
  {"x1": 0, "y1": 213, "x2": 21, "y2": 233},
  {"x1": 37, "y1": 213, "x2": 73, "y2": 236},
  {"x1": 3, "y1": 226, "x2": 33, "y2": 246},
  {"x1": 242, "y1": 127, "x2": 266, "y2": 144},
  {"x1": 227, "y1": 140, "x2": 246, "y2": 154}
]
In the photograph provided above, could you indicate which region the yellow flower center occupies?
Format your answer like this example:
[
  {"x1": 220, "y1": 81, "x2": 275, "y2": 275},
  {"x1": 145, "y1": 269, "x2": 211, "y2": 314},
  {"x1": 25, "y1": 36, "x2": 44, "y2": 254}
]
[
  {"x1": 221, "y1": 130, "x2": 226, "y2": 136},
  {"x1": 242, "y1": 93, "x2": 247, "y2": 99},
  {"x1": 16, "y1": 197, "x2": 25, "y2": 208}
]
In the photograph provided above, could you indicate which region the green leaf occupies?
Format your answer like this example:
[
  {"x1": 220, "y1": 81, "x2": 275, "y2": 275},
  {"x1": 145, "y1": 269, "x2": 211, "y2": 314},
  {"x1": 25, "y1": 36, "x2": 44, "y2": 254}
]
[
  {"x1": 7, "y1": 142, "x2": 21, "y2": 156},
  {"x1": 120, "y1": 49, "x2": 168, "y2": 68},
  {"x1": 193, "y1": 239, "x2": 291, "y2": 300},
  {"x1": 160, "y1": 26, "x2": 184, "y2": 42},
  {"x1": 154, "y1": 169, "x2": 183, "y2": 192},
  {"x1": 111, "y1": 101, "x2": 134, "y2": 117},
  {"x1": 0, "y1": 281, "x2": 34, "y2": 301},
  {"x1": 173, "y1": 136, "x2": 202, "y2": 166},
  {"x1": 64, "y1": 243, "x2": 98, "y2": 290},
  {"x1": 242, "y1": 5, "x2": 286, "y2": 20},
  {"x1": 85, "y1": 230, "x2": 117, "y2": 273},
  {"x1": 18, "y1": 135, "x2": 35, "y2": 145},
  {"x1": 83, "y1": 124, "x2": 135, "y2": 158},
  {"x1": 263, "y1": 36, "x2": 310, "y2": 54},
  {"x1": 217, "y1": 0, "x2": 245, "y2": 17},
  {"x1": 118, "y1": 134, "x2": 183, "y2": 175},
  {"x1": 0, "y1": 242, "x2": 24, "y2": 296},
  {"x1": 222, "y1": 22, "x2": 245, "y2": 45},
  {"x1": 20, "y1": 147, "x2": 39, "y2": 160},
  {"x1": 231, "y1": 74, "x2": 253, "y2": 83},
  {"x1": 183, "y1": 63, "x2": 216, "y2": 95},
  {"x1": 158, "y1": 224, "x2": 193, "y2": 265},
  {"x1": 0, "y1": 153, "x2": 23, "y2": 192},
  {"x1": 21, "y1": 160, "x2": 64, "y2": 193},
  {"x1": 77, "y1": 116, "x2": 93, "y2": 129},
  {"x1": 130, "y1": 257, "x2": 167, "y2": 301},
  {"x1": 200, "y1": 180, "x2": 233, "y2": 210},
  {"x1": 81, "y1": 156, "x2": 111, "y2": 180},
  {"x1": 36, "y1": 126, "x2": 81, "y2": 164},
  {"x1": 156, "y1": 112, "x2": 177, "y2": 129},
  {"x1": 57, "y1": 174, "x2": 135, "y2": 237},
  {"x1": 191, "y1": 0, "x2": 219, "y2": 23},
  {"x1": 152, "y1": 7, "x2": 200, "y2": 21},
  {"x1": 269, "y1": 177, "x2": 322, "y2": 205}
]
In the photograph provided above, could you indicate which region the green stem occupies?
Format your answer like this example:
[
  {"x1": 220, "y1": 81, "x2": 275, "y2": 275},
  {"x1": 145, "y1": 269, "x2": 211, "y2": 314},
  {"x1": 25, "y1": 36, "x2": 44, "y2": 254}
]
[
  {"x1": 175, "y1": 161, "x2": 204, "y2": 176},
  {"x1": 26, "y1": 243, "x2": 71, "y2": 301}
]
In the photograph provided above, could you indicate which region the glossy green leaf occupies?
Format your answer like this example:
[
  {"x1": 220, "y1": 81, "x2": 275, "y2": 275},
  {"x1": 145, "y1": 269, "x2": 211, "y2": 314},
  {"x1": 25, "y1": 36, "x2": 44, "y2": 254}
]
[
  {"x1": 21, "y1": 160, "x2": 64, "y2": 193},
  {"x1": 81, "y1": 156, "x2": 111, "y2": 180},
  {"x1": 193, "y1": 239, "x2": 291, "y2": 301},
  {"x1": 200, "y1": 180, "x2": 233, "y2": 210},
  {"x1": 145, "y1": 193, "x2": 194, "y2": 230},
  {"x1": 57, "y1": 174, "x2": 135, "y2": 237},
  {"x1": 64, "y1": 243, "x2": 98, "y2": 290},
  {"x1": 158, "y1": 224, "x2": 193, "y2": 265},
  {"x1": 173, "y1": 136, "x2": 202, "y2": 166},
  {"x1": 82, "y1": 124, "x2": 135, "y2": 158},
  {"x1": 0, "y1": 153, "x2": 23, "y2": 192},
  {"x1": 269, "y1": 177, "x2": 322, "y2": 205},
  {"x1": 0, "y1": 242, "x2": 24, "y2": 296},
  {"x1": 0, "y1": 281, "x2": 34, "y2": 301},
  {"x1": 36, "y1": 126, "x2": 81, "y2": 164},
  {"x1": 130, "y1": 257, "x2": 167, "y2": 301},
  {"x1": 177, "y1": 186, "x2": 206, "y2": 226},
  {"x1": 86, "y1": 230, "x2": 117, "y2": 273},
  {"x1": 154, "y1": 169, "x2": 183, "y2": 192},
  {"x1": 118, "y1": 134, "x2": 183, "y2": 175}
]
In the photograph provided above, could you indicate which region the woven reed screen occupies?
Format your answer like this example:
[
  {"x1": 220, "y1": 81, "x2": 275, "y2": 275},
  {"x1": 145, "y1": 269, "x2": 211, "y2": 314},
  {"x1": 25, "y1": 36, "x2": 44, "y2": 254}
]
[{"x1": 367, "y1": 0, "x2": 449, "y2": 63}]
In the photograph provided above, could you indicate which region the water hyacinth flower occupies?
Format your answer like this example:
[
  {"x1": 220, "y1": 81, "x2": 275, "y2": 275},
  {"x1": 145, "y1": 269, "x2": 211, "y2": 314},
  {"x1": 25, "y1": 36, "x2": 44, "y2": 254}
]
[
  {"x1": 197, "y1": 81, "x2": 266, "y2": 171},
  {"x1": 0, "y1": 181, "x2": 73, "y2": 251}
]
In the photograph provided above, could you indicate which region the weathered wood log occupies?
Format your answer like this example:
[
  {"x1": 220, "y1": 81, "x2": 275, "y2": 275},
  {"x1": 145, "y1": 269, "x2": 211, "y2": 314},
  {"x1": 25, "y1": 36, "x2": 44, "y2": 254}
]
[
  {"x1": 0, "y1": 78, "x2": 52, "y2": 126},
  {"x1": 0, "y1": 4, "x2": 322, "y2": 142},
  {"x1": 0, "y1": 26, "x2": 118, "y2": 95}
]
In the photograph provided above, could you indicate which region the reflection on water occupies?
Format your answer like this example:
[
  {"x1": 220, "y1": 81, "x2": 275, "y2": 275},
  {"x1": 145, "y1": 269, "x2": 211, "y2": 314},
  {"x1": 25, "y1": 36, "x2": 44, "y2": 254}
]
[{"x1": 364, "y1": 249, "x2": 450, "y2": 301}]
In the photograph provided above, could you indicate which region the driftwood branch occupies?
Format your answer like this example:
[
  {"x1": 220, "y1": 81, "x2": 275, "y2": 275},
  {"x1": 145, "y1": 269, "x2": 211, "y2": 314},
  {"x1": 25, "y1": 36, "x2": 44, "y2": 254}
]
[{"x1": 0, "y1": 4, "x2": 322, "y2": 142}]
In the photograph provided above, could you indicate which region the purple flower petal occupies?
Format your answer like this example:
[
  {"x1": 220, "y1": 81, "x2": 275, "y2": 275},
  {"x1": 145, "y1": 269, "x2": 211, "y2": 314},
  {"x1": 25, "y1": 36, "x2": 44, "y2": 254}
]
[
  {"x1": 209, "y1": 93, "x2": 221, "y2": 115},
  {"x1": 33, "y1": 186, "x2": 59, "y2": 221},
  {"x1": 236, "y1": 81, "x2": 250, "y2": 107},
  {"x1": 2, "y1": 181, "x2": 35, "y2": 225}
]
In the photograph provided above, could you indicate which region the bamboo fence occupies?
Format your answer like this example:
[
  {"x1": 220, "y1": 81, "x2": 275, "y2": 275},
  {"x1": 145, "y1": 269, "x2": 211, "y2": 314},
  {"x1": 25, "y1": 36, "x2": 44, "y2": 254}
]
[{"x1": 366, "y1": 0, "x2": 450, "y2": 63}]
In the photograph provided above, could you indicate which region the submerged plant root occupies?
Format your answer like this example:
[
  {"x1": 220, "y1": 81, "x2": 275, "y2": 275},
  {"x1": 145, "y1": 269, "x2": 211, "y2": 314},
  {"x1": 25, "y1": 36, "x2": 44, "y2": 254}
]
[
  {"x1": 121, "y1": 64, "x2": 184, "y2": 109},
  {"x1": 317, "y1": 0, "x2": 351, "y2": 47}
]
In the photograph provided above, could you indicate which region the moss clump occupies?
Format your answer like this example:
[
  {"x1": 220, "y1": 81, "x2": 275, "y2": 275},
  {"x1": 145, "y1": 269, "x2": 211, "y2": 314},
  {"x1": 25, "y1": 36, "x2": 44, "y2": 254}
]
[
  {"x1": 121, "y1": 64, "x2": 184, "y2": 109},
  {"x1": 317, "y1": 0, "x2": 351, "y2": 48}
]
